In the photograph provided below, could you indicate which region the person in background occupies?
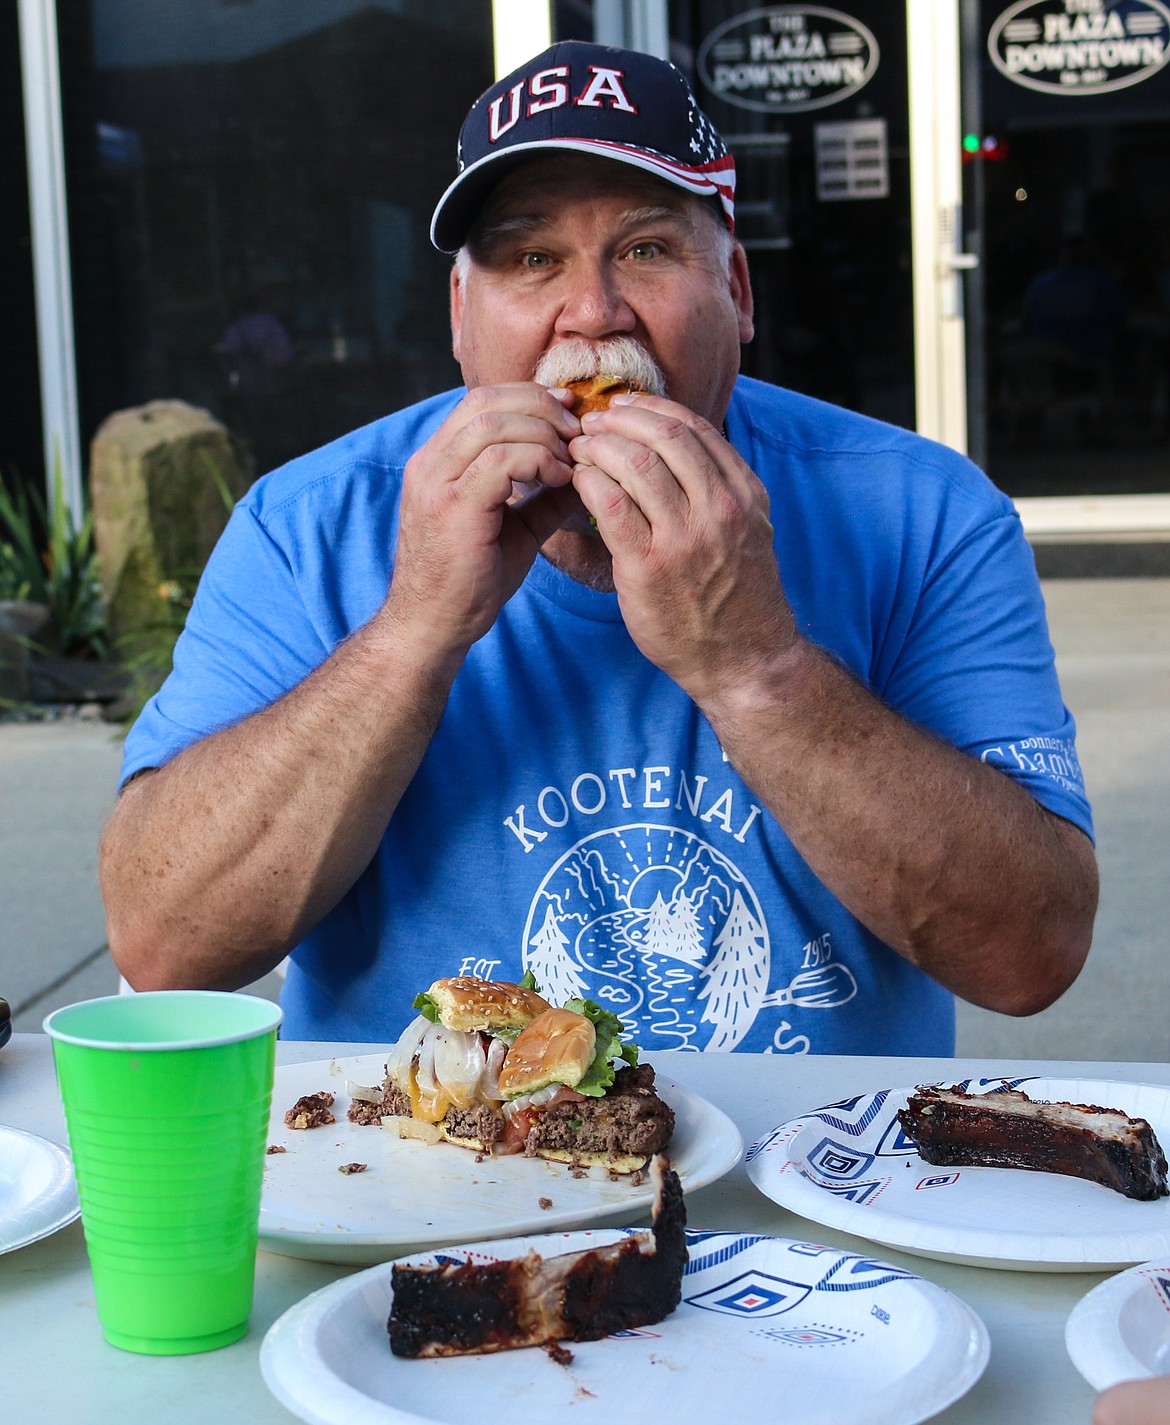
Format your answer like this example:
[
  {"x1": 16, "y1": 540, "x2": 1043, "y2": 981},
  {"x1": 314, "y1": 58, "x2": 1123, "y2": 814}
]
[
  {"x1": 99, "y1": 43, "x2": 1097, "y2": 1050},
  {"x1": 216, "y1": 273, "x2": 297, "y2": 396}
]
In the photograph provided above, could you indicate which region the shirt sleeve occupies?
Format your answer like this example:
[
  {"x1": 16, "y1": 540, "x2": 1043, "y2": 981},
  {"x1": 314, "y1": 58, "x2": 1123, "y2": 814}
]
[{"x1": 876, "y1": 505, "x2": 1094, "y2": 841}]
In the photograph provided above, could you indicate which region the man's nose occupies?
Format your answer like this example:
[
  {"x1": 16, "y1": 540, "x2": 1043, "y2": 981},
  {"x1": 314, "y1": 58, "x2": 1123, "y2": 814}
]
[{"x1": 553, "y1": 261, "x2": 636, "y2": 338}]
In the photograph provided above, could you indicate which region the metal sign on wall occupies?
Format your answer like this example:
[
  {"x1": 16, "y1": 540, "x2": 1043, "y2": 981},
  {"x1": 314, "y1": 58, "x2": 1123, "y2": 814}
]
[
  {"x1": 988, "y1": 0, "x2": 1170, "y2": 95},
  {"x1": 697, "y1": 5, "x2": 880, "y2": 114}
]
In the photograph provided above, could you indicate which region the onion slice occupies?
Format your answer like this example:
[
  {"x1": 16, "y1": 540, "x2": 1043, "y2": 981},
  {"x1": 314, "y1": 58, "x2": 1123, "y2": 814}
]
[{"x1": 385, "y1": 1116, "x2": 443, "y2": 1145}]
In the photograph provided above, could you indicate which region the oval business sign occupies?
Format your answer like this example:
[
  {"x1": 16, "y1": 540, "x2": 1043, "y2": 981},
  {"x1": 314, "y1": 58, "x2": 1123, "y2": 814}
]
[
  {"x1": 988, "y1": 0, "x2": 1170, "y2": 96},
  {"x1": 697, "y1": 5, "x2": 879, "y2": 115}
]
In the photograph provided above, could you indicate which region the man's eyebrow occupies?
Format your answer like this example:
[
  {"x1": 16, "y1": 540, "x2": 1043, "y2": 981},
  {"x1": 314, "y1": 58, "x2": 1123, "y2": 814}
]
[
  {"x1": 620, "y1": 204, "x2": 697, "y2": 230},
  {"x1": 472, "y1": 203, "x2": 698, "y2": 255},
  {"x1": 469, "y1": 213, "x2": 547, "y2": 255}
]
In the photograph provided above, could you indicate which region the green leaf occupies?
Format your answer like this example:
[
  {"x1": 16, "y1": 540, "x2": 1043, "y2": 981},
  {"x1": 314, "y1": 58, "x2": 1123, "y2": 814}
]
[
  {"x1": 562, "y1": 997, "x2": 639, "y2": 1097},
  {"x1": 413, "y1": 992, "x2": 440, "y2": 1024},
  {"x1": 0, "y1": 453, "x2": 107, "y2": 658}
]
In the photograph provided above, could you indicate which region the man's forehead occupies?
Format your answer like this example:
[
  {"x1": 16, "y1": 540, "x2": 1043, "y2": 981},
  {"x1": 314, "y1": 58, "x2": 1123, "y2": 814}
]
[{"x1": 474, "y1": 155, "x2": 705, "y2": 234}]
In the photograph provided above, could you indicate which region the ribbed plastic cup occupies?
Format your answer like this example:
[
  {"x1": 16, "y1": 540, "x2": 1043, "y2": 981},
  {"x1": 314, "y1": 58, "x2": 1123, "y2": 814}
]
[{"x1": 44, "y1": 991, "x2": 282, "y2": 1355}]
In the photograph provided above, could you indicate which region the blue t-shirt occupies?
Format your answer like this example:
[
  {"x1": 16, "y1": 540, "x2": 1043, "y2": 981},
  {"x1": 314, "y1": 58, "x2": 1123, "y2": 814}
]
[{"x1": 122, "y1": 377, "x2": 1092, "y2": 1054}]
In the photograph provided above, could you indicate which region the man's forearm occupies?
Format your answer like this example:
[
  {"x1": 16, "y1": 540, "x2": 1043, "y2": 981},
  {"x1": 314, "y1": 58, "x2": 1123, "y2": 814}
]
[
  {"x1": 100, "y1": 608, "x2": 463, "y2": 991},
  {"x1": 699, "y1": 638, "x2": 1098, "y2": 1015}
]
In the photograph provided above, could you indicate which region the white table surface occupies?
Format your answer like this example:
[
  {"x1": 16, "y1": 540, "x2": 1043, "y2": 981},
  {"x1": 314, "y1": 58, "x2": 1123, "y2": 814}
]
[{"x1": 3, "y1": 1033, "x2": 1164, "y2": 1424}]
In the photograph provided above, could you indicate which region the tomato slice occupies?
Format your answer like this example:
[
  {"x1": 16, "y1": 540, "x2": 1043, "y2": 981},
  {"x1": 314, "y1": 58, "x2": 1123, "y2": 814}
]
[{"x1": 499, "y1": 1107, "x2": 537, "y2": 1154}]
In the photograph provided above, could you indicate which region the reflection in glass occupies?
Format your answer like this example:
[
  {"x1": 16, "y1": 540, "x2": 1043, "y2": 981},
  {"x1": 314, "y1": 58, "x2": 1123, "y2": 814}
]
[{"x1": 69, "y1": 0, "x2": 494, "y2": 477}]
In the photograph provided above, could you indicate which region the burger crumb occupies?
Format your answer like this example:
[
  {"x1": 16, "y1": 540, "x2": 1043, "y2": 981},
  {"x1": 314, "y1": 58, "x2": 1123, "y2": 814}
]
[
  {"x1": 570, "y1": 1167, "x2": 590, "y2": 1180},
  {"x1": 545, "y1": 1341, "x2": 574, "y2": 1366},
  {"x1": 338, "y1": 1162, "x2": 367, "y2": 1175},
  {"x1": 266, "y1": 1144, "x2": 287, "y2": 1155},
  {"x1": 629, "y1": 1168, "x2": 647, "y2": 1187},
  {"x1": 284, "y1": 1091, "x2": 336, "y2": 1129},
  {"x1": 538, "y1": 1196, "x2": 554, "y2": 1210}
]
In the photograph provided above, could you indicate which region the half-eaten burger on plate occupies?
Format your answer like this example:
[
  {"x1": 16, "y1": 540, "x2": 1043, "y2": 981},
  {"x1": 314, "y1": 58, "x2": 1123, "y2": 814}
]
[{"x1": 347, "y1": 974, "x2": 675, "y2": 1174}]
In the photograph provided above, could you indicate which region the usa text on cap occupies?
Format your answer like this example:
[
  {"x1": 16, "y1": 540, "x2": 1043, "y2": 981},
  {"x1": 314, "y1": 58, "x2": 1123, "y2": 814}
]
[{"x1": 430, "y1": 41, "x2": 737, "y2": 254}]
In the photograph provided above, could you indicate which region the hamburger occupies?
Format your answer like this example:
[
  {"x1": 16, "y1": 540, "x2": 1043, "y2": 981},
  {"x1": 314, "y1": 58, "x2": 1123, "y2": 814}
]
[
  {"x1": 564, "y1": 373, "x2": 643, "y2": 415},
  {"x1": 347, "y1": 974, "x2": 675, "y2": 1173}
]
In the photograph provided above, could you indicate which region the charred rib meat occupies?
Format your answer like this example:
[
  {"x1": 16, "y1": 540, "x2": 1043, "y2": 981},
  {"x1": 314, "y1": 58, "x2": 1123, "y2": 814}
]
[
  {"x1": 897, "y1": 1084, "x2": 1169, "y2": 1201},
  {"x1": 387, "y1": 1154, "x2": 687, "y2": 1357}
]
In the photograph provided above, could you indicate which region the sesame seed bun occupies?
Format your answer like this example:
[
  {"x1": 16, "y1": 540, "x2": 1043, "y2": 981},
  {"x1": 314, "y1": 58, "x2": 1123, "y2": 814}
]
[{"x1": 424, "y1": 976, "x2": 550, "y2": 1034}]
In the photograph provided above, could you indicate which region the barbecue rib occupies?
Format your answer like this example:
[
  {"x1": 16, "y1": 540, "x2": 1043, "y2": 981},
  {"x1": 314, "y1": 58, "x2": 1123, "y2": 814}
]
[
  {"x1": 387, "y1": 1154, "x2": 687, "y2": 1357},
  {"x1": 897, "y1": 1084, "x2": 1169, "y2": 1201}
]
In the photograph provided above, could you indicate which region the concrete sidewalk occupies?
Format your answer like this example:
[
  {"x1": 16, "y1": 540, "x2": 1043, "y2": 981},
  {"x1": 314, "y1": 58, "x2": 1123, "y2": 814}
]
[{"x1": 2, "y1": 579, "x2": 1168, "y2": 1059}]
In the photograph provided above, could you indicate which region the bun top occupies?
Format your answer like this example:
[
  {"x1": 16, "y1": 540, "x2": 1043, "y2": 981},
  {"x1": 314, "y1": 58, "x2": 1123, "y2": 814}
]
[
  {"x1": 425, "y1": 976, "x2": 550, "y2": 1034},
  {"x1": 565, "y1": 374, "x2": 642, "y2": 415},
  {"x1": 498, "y1": 1007, "x2": 597, "y2": 1099}
]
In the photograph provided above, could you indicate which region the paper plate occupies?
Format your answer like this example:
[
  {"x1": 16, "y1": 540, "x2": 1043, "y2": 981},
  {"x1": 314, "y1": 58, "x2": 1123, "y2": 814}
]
[
  {"x1": 0, "y1": 1124, "x2": 80, "y2": 1255},
  {"x1": 1066, "y1": 1258, "x2": 1170, "y2": 1389},
  {"x1": 260, "y1": 1054, "x2": 742, "y2": 1265},
  {"x1": 261, "y1": 1229, "x2": 989, "y2": 1425},
  {"x1": 747, "y1": 1076, "x2": 1170, "y2": 1271}
]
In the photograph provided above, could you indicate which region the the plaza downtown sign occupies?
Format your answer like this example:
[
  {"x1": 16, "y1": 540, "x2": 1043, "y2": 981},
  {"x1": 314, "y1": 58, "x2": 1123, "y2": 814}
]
[
  {"x1": 697, "y1": 6, "x2": 879, "y2": 114},
  {"x1": 988, "y1": 0, "x2": 1170, "y2": 95}
]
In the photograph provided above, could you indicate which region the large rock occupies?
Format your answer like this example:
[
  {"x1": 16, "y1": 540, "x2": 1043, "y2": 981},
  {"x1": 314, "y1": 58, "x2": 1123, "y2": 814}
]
[{"x1": 90, "y1": 400, "x2": 252, "y2": 648}]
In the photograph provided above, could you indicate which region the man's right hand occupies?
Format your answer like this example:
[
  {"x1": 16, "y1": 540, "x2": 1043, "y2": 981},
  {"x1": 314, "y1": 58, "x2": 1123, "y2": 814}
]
[
  {"x1": 102, "y1": 383, "x2": 580, "y2": 994},
  {"x1": 383, "y1": 384, "x2": 580, "y2": 657}
]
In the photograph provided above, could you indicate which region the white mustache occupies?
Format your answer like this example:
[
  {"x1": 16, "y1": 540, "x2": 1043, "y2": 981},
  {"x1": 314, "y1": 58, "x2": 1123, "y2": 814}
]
[{"x1": 534, "y1": 337, "x2": 666, "y2": 397}]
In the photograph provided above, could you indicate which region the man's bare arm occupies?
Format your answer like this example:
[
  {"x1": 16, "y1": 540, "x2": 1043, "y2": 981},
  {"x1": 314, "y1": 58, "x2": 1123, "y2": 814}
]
[
  {"x1": 571, "y1": 396, "x2": 1097, "y2": 1015},
  {"x1": 102, "y1": 385, "x2": 581, "y2": 991},
  {"x1": 699, "y1": 639, "x2": 1097, "y2": 1015},
  {"x1": 101, "y1": 610, "x2": 460, "y2": 990}
]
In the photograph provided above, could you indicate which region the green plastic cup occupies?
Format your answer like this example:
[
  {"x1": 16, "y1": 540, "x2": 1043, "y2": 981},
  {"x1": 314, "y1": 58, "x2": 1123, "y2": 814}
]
[{"x1": 44, "y1": 990, "x2": 282, "y2": 1355}]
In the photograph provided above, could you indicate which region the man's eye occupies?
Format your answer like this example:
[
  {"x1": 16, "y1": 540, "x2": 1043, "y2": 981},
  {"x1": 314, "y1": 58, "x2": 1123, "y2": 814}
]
[
  {"x1": 521, "y1": 252, "x2": 552, "y2": 269},
  {"x1": 627, "y1": 241, "x2": 664, "y2": 261}
]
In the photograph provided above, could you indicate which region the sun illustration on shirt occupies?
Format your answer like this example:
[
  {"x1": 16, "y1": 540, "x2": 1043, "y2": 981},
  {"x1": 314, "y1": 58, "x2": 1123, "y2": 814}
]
[{"x1": 521, "y1": 823, "x2": 770, "y2": 1051}]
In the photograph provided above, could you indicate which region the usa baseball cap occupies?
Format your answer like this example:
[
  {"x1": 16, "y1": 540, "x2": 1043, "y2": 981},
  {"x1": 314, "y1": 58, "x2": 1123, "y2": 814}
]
[{"x1": 430, "y1": 41, "x2": 736, "y2": 253}]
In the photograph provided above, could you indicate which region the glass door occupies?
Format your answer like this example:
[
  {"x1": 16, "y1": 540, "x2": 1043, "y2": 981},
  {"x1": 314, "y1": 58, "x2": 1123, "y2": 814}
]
[
  {"x1": 44, "y1": 0, "x2": 497, "y2": 485},
  {"x1": 668, "y1": 1, "x2": 919, "y2": 433},
  {"x1": 962, "y1": 0, "x2": 1170, "y2": 498}
]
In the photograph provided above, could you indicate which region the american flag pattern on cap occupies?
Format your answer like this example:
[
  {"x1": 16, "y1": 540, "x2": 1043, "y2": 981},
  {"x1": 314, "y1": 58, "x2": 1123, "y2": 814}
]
[{"x1": 430, "y1": 41, "x2": 736, "y2": 253}]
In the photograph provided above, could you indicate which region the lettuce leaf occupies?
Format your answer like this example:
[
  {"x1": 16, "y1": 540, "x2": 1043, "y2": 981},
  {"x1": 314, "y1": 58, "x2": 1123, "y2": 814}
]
[
  {"x1": 562, "y1": 997, "x2": 639, "y2": 1097},
  {"x1": 412, "y1": 991, "x2": 440, "y2": 1024}
]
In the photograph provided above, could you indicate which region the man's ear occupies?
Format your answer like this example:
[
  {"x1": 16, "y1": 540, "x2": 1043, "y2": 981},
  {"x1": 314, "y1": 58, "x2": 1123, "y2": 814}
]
[
  {"x1": 730, "y1": 242, "x2": 755, "y2": 345},
  {"x1": 449, "y1": 260, "x2": 465, "y2": 361}
]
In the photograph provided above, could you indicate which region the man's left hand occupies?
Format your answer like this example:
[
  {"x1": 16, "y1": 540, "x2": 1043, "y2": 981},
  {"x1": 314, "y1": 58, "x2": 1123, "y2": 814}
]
[{"x1": 569, "y1": 394, "x2": 798, "y2": 703}]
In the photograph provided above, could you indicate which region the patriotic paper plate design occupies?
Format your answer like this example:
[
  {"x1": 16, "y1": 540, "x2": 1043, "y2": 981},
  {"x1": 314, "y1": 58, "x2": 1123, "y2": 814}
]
[
  {"x1": 261, "y1": 1229, "x2": 989, "y2": 1425},
  {"x1": 747, "y1": 1077, "x2": 1170, "y2": 1271},
  {"x1": 1066, "y1": 1257, "x2": 1170, "y2": 1389}
]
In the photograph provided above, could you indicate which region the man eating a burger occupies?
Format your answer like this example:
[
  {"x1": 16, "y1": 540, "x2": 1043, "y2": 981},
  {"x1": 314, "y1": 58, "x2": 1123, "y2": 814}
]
[{"x1": 101, "y1": 42, "x2": 1098, "y2": 1057}]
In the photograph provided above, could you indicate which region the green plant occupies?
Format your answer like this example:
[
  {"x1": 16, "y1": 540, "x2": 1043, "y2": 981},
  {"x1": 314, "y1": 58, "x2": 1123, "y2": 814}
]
[
  {"x1": 0, "y1": 538, "x2": 33, "y2": 601},
  {"x1": 0, "y1": 461, "x2": 107, "y2": 659}
]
